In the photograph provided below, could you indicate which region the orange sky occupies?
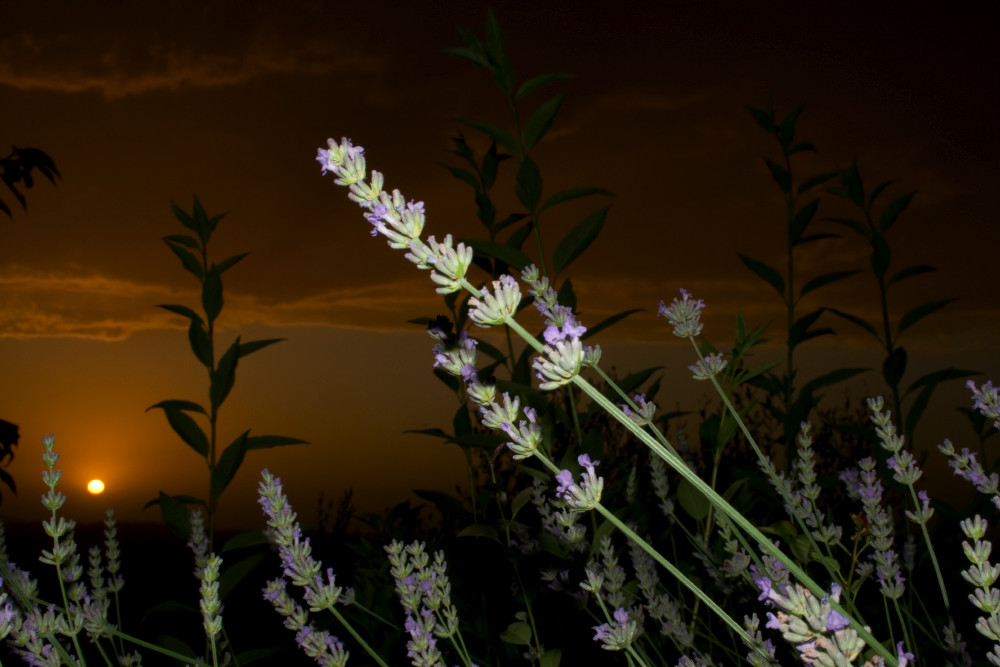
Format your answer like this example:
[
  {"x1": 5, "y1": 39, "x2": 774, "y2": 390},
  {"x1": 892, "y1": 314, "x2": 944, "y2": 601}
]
[{"x1": 1, "y1": 1, "x2": 997, "y2": 529}]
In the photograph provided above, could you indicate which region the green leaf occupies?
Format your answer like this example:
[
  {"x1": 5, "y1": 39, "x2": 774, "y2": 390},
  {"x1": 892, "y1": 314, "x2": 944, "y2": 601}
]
[
  {"x1": 413, "y1": 489, "x2": 466, "y2": 518},
  {"x1": 614, "y1": 367, "x2": 663, "y2": 397},
  {"x1": 887, "y1": 264, "x2": 936, "y2": 288},
  {"x1": 445, "y1": 165, "x2": 480, "y2": 191},
  {"x1": 495, "y1": 212, "x2": 527, "y2": 235},
  {"x1": 210, "y1": 337, "x2": 241, "y2": 411},
  {"x1": 788, "y1": 141, "x2": 816, "y2": 155},
  {"x1": 763, "y1": 157, "x2": 791, "y2": 193},
  {"x1": 800, "y1": 367, "x2": 869, "y2": 395},
  {"x1": 515, "y1": 157, "x2": 543, "y2": 211},
  {"x1": 510, "y1": 486, "x2": 534, "y2": 521},
  {"x1": 147, "y1": 399, "x2": 206, "y2": 414},
  {"x1": 457, "y1": 523, "x2": 500, "y2": 542},
  {"x1": 442, "y1": 46, "x2": 490, "y2": 69},
  {"x1": 797, "y1": 171, "x2": 837, "y2": 195},
  {"x1": 500, "y1": 621, "x2": 532, "y2": 645},
  {"x1": 540, "y1": 186, "x2": 613, "y2": 212},
  {"x1": 825, "y1": 307, "x2": 879, "y2": 339},
  {"x1": 211, "y1": 430, "x2": 249, "y2": 501},
  {"x1": 158, "y1": 492, "x2": 193, "y2": 541},
  {"x1": 556, "y1": 277, "x2": 577, "y2": 313},
  {"x1": 192, "y1": 196, "x2": 211, "y2": 243},
  {"x1": 879, "y1": 191, "x2": 915, "y2": 233},
  {"x1": 163, "y1": 233, "x2": 201, "y2": 250},
  {"x1": 150, "y1": 404, "x2": 209, "y2": 457},
  {"x1": 778, "y1": 104, "x2": 802, "y2": 149},
  {"x1": 824, "y1": 216, "x2": 869, "y2": 237},
  {"x1": 172, "y1": 202, "x2": 197, "y2": 232},
  {"x1": 485, "y1": 9, "x2": 514, "y2": 95},
  {"x1": 882, "y1": 347, "x2": 907, "y2": 388},
  {"x1": 904, "y1": 368, "x2": 979, "y2": 436},
  {"x1": 459, "y1": 118, "x2": 516, "y2": 153},
  {"x1": 202, "y1": 264, "x2": 223, "y2": 323},
  {"x1": 463, "y1": 238, "x2": 532, "y2": 270},
  {"x1": 867, "y1": 179, "x2": 897, "y2": 207},
  {"x1": 219, "y1": 552, "x2": 266, "y2": 600},
  {"x1": 220, "y1": 530, "x2": 268, "y2": 552},
  {"x1": 788, "y1": 199, "x2": 819, "y2": 246},
  {"x1": 748, "y1": 105, "x2": 774, "y2": 134},
  {"x1": 582, "y1": 308, "x2": 643, "y2": 340},
  {"x1": 164, "y1": 239, "x2": 204, "y2": 281},
  {"x1": 517, "y1": 72, "x2": 574, "y2": 100},
  {"x1": 799, "y1": 270, "x2": 860, "y2": 298},
  {"x1": 539, "y1": 648, "x2": 562, "y2": 667},
  {"x1": 552, "y1": 205, "x2": 609, "y2": 275},
  {"x1": 677, "y1": 478, "x2": 709, "y2": 520},
  {"x1": 156, "y1": 303, "x2": 203, "y2": 324},
  {"x1": 246, "y1": 435, "x2": 309, "y2": 450},
  {"x1": 235, "y1": 648, "x2": 284, "y2": 666},
  {"x1": 738, "y1": 254, "x2": 785, "y2": 297},
  {"x1": 523, "y1": 93, "x2": 566, "y2": 151},
  {"x1": 897, "y1": 298, "x2": 956, "y2": 336},
  {"x1": 789, "y1": 309, "x2": 824, "y2": 347},
  {"x1": 217, "y1": 251, "x2": 250, "y2": 275},
  {"x1": 187, "y1": 319, "x2": 213, "y2": 368},
  {"x1": 481, "y1": 146, "x2": 500, "y2": 190},
  {"x1": 239, "y1": 338, "x2": 285, "y2": 358}
]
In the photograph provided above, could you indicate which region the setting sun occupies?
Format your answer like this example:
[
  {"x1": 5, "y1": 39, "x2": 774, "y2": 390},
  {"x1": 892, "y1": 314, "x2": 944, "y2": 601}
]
[{"x1": 87, "y1": 479, "x2": 105, "y2": 495}]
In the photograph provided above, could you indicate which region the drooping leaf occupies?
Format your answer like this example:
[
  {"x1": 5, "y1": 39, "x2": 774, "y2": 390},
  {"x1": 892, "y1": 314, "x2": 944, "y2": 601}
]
[
  {"x1": 516, "y1": 72, "x2": 573, "y2": 100},
  {"x1": 219, "y1": 552, "x2": 266, "y2": 600},
  {"x1": 748, "y1": 105, "x2": 774, "y2": 134},
  {"x1": 442, "y1": 46, "x2": 490, "y2": 69},
  {"x1": 582, "y1": 308, "x2": 643, "y2": 340},
  {"x1": 879, "y1": 191, "x2": 915, "y2": 233},
  {"x1": 897, "y1": 298, "x2": 956, "y2": 336},
  {"x1": 484, "y1": 9, "x2": 514, "y2": 95},
  {"x1": 789, "y1": 309, "x2": 824, "y2": 347},
  {"x1": 788, "y1": 141, "x2": 817, "y2": 155},
  {"x1": 824, "y1": 216, "x2": 869, "y2": 237},
  {"x1": 887, "y1": 263, "x2": 936, "y2": 288},
  {"x1": 904, "y1": 368, "x2": 979, "y2": 436},
  {"x1": 800, "y1": 367, "x2": 870, "y2": 395},
  {"x1": 499, "y1": 620, "x2": 532, "y2": 645},
  {"x1": 151, "y1": 404, "x2": 209, "y2": 457},
  {"x1": 523, "y1": 93, "x2": 566, "y2": 151},
  {"x1": 798, "y1": 270, "x2": 860, "y2": 298},
  {"x1": 157, "y1": 303, "x2": 203, "y2": 324},
  {"x1": 825, "y1": 307, "x2": 879, "y2": 339},
  {"x1": 738, "y1": 254, "x2": 785, "y2": 297},
  {"x1": 614, "y1": 367, "x2": 663, "y2": 397},
  {"x1": 459, "y1": 119, "x2": 516, "y2": 153},
  {"x1": 552, "y1": 205, "x2": 609, "y2": 275},
  {"x1": 510, "y1": 486, "x2": 535, "y2": 521},
  {"x1": 882, "y1": 347, "x2": 908, "y2": 388},
  {"x1": 763, "y1": 157, "x2": 791, "y2": 194},
  {"x1": 778, "y1": 104, "x2": 803, "y2": 150},
  {"x1": 217, "y1": 252, "x2": 250, "y2": 275},
  {"x1": 481, "y1": 147, "x2": 500, "y2": 190},
  {"x1": 446, "y1": 165, "x2": 480, "y2": 191},
  {"x1": 172, "y1": 203, "x2": 197, "y2": 232},
  {"x1": 202, "y1": 264, "x2": 223, "y2": 323},
  {"x1": 539, "y1": 648, "x2": 562, "y2": 667},
  {"x1": 163, "y1": 233, "x2": 201, "y2": 250},
  {"x1": 158, "y1": 492, "x2": 193, "y2": 541},
  {"x1": 187, "y1": 319, "x2": 213, "y2": 368},
  {"x1": 515, "y1": 157, "x2": 543, "y2": 211},
  {"x1": 238, "y1": 338, "x2": 285, "y2": 358},
  {"x1": 556, "y1": 278, "x2": 576, "y2": 313},
  {"x1": 453, "y1": 402, "x2": 472, "y2": 437},
  {"x1": 540, "y1": 186, "x2": 613, "y2": 212},
  {"x1": 210, "y1": 337, "x2": 241, "y2": 411},
  {"x1": 463, "y1": 238, "x2": 531, "y2": 270},
  {"x1": 147, "y1": 399, "x2": 207, "y2": 414},
  {"x1": 211, "y1": 430, "x2": 249, "y2": 501},
  {"x1": 788, "y1": 199, "x2": 819, "y2": 246},
  {"x1": 164, "y1": 240, "x2": 204, "y2": 281},
  {"x1": 192, "y1": 196, "x2": 210, "y2": 243},
  {"x1": 495, "y1": 212, "x2": 527, "y2": 235},
  {"x1": 245, "y1": 435, "x2": 309, "y2": 450},
  {"x1": 797, "y1": 171, "x2": 837, "y2": 195}
]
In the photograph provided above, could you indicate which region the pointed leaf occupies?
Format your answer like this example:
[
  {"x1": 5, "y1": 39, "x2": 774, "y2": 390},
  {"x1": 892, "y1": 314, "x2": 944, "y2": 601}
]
[
  {"x1": 164, "y1": 240, "x2": 204, "y2": 281},
  {"x1": 799, "y1": 270, "x2": 860, "y2": 298},
  {"x1": 867, "y1": 179, "x2": 897, "y2": 207},
  {"x1": 882, "y1": 347, "x2": 907, "y2": 388},
  {"x1": 445, "y1": 165, "x2": 480, "y2": 191},
  {"x1": 495, "y1": 212, "x2": 527, "y2": 235},
  {"x1": 748, "y1": 105, "x2": 774, "y2": 134},
  {"x1": 239, "y1": 338, "x2": 285, "y2": 358},
  {"x1": 540, "y1": 186, "x2": 613, "y2": 212},
  {"x1": 217, "y1": 252, "x2": 250, "y2": 275},
  {"x1": 797, "y1": 232, "x2": 840, "y2": 245},
  {"x1": 824, "y1": 216, "x2": 869, "y2": 237},
  {"x1": 515, "y1": 157, "x2": 543, "y2": 211},
  {"x1": 163, "y1": 233, "x2": 201, "y2": 250},
  {"x1": 202, "y1": 264, "x2": 223, "y2": 323},
  {"x1": 442, "y1": 46, "x2": 490, "y2": 69},
  {"x1": 788, "y1": 141, "x2": 816, "y2": 155},
  {"x1": 480, "y1": 148, "x2": 499, "y2": 189},
  {"x1": 157, "y1": 304, "x2": 203, "y2": 325},
  {"x1": 219, "y1": 553, "x2": 266, "y2": 601},
  {"x1": 789, "y1": 309, "x2": 824, "y2": 347},
  {"x1": 582, "y1": 308, "x2": 642, "y2": 340},
  {"x1": 677, "y1": 478, "x2": 710, "y2": 520},
  {"x1": 157, "y1": 492, "x2": 193, "y2": 541},
  {"x1": 210, "y1": 338, "x2": 240, "y2": 411},
  {"x1": 516, "y1": 72, "x2": 574, "y2": 100},
  {"x1": 147, "y1": 399, "x2": 207, "y2": 414},
  {"x1": 172, "y1": 203, "x2": 197, "y2": 232},
  {"x1": 523, "y1": 93, "x2": 566, "y2": 151},
  {"x1": 797, "y1": 171, "x2": 837, "y2": 195},
  {"x1": 187, "y1": 319, "x2": 213, "y2": 368},
  {"x1": 763, "y1": 157, "x2": 791, "y2": 193},
  {"x1": 897, "y1": 298, "x2": 956, "y2": 336},
  {"x1": 457, "y1": 523, "x2": 500, "y2": 542},
  {"x1": 888, "y1": 264, "x2": 936, "y2": 288},
  {"x1": 211, "y1": 431, "x2": 249, "y2": 501},
  {"x1": 825, "y1": 307, "x2": 879, "y2": 339},
  {"x1": 801, "y1": 367, "x2": 869, "y2": 395},
  {"x1": 152, "y1": 405, "x2": 209, "y2": 457},
  {"x1": 553, "y1": 205, "x2": 609, "y2": 275},
  {"x1": 463, "y1": 238, "x2": 531, "y2": 270},
  {"x1": 499, "y1": 620, "x2": 532, "y2": 645},
  {"x1": 778, "y1": 105, "x2": 802, "y2": 149},
  {"x1": 459, "y1": 118, "x2": 516, "y2": 153},
  {"x1": 879, "y1": 191, "x2": 915, "y2": 233},
  {"x1": 738, "y1": 254, "x2": 785, "y2": 297},
  {"x1": 788, "y1": 199, "x2": 819, "y2": 246},
  {"x1": 245, "y1": 435, "x2": 309, "y2": 450},
  {"x1": 614, "y1": 367, "x2": 663, "y2": 396}
]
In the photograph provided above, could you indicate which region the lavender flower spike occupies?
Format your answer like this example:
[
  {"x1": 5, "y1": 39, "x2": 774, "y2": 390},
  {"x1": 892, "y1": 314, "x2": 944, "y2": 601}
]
[
  {"x1": 468, "y1": 274, "x2": 521, "y2": 326},
  {"x1": 658, "y1": 288, "x2": 705, "y2": 338},
  {"x1": 968, "y1": 379, "x2": 1000, "y2": 431}
]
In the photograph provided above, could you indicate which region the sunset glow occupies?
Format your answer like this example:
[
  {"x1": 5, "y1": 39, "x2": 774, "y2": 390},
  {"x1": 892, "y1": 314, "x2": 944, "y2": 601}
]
[{"x1": 87, "y1": 479, "x2": 105, "y2": 495}]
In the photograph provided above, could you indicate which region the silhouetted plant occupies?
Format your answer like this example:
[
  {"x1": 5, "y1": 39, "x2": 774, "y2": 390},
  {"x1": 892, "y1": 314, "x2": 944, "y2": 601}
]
[
  {"x1": 0, "y1": 145, "x2": 59, "y2": 219},
  {"x1": 147, "y1": 196, "x2": 307, "y2": 547},
  {"x1": 743, "y1": 101, "x2": 868, "y2": 451}
]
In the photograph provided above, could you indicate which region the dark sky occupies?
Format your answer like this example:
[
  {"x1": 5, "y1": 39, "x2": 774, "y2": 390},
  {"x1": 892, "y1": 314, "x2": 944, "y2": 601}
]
[{"x1": 1, "y1": 1, "x2": 997, "y2": 528}]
